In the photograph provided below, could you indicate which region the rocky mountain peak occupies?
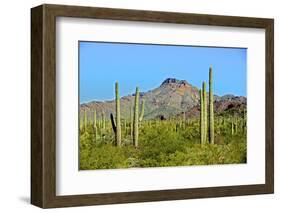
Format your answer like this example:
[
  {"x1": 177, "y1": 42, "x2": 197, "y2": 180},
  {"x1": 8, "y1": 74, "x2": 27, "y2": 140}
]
[
  {"x1": 81, "y1": 77, "x2": 246, "y2": 120},
  {"x1": 161, "y1": 78, "x2": 189, "y2": 87}
]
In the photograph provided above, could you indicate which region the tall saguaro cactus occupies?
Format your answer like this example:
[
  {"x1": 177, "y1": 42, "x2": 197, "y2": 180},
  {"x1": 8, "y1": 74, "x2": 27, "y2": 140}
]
[
  {"x1": 93, "y1": 109, "x2": 98, "y2": 142},
  {"x1": 200, "y1": 89, "x2": 205, "y2": 144},
  {"x1": 139, "y1": 100, "x2": 145, "y2": 122},
  {"x1": 130, "y1": 104, "x2": 133, "y2": 140},
  {"x1": 209, "y1": 66, "x2": 214, "y2": 144},
  {"x1": 203, "y1": 81, "x2": 208, "y2": 143},
  {"x1": 133, "y1": 87, "x2": 139, "y2": 147},
  {"x1": 115, "y1": 82, "x2": 122, "y2": 146},
  {"x1": 93, "y1": 109, "x2": 97, "y2": 128},
  {"x1": 231, "y1": 117, "x2": 234, "y2": 135}
]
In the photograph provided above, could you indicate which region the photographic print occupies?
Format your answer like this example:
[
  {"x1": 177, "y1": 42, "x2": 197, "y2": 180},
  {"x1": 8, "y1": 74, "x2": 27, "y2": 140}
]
[
  {"x1": 79, "y1": 41, "x2": 247, "y2": 170},
  {"x1": 31, "y1": 5, "x2": 274, "y2": 207}
]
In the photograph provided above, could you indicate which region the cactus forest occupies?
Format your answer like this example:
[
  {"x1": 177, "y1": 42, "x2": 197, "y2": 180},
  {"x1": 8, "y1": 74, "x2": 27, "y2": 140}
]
[{"x1": 79, "y1": 67, "x2": 247, "y2": 170}]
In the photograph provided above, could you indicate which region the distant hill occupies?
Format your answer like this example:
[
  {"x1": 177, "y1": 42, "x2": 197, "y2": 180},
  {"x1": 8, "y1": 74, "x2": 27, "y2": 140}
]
[{"x1": 80, "y1": 78, "x2": 246, "y2": 120}]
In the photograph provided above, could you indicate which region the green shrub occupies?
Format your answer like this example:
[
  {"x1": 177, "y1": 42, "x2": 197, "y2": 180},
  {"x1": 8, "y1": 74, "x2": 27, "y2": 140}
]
[{"x1": 79, "y1": 115, "x2": 247, "y2": 170}]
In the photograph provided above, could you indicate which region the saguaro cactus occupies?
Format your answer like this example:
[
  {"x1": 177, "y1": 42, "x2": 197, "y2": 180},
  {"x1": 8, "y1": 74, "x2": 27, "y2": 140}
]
[
  {"x1": 115, "y1": 82, "x2": 122, "y2": 146},
  {"x1": 93, "y1": 109, "x2": 97, "y2": 128},
  {"x1": 203, "y1": 81, "x2": 208, "y2": 143},
  {"x1": 209, "y1": 66, "x2": 214, "y2": 144},
  {"x1": 234, "y1": 116, "x2": 238, "y2": 134},
  {"x1": 243, "y1": 109, "x2": 247, "y2": 134},
  {"x1": 133, "y1": 87, "x2": 139, "y2": 147},
  {"x1": 139, "y1": 99, "x2": 145, "y2": 122},
  {"x1": 93, "y1": 109, "x2": 98, "y2": 141},
  {"x1": 102, "y1": 111, "x2": 106, "y2": 131},
  {"x1": 200, "y1": 89, "x2": 205, "y2": 144},
  {"x1": 110, "y1": 83, "x2": 122, "y2": 146},
  {"x1": 84, "y1": 109, "x2": 87, "y2": 131},
  {"x1": 231, "y1": 119, "x2": 234, "y2": 135},
  {"x1": 130, "y1": 104, "x2": 133, "y2": 140}
]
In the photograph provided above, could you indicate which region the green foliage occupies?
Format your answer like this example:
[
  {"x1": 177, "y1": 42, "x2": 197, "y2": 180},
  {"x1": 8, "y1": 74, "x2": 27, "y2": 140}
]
[
  {"x1": 79, "y1": 113, "x2": 247, "y2": 170},
  {"x1": 80, "y1": 69, "x2": 247, "y2": 170},
  {"x1": 138, "y1": 126, "x2": 186, "y2": 167}
]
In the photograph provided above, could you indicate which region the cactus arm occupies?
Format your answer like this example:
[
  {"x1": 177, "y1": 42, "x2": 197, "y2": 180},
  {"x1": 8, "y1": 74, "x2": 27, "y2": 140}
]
[{"x1": 110, "y1": 113, "x2": 116, "y2": 134}]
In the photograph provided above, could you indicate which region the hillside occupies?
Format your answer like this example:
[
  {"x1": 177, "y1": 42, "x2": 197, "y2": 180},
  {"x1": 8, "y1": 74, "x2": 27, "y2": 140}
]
[{"x1": 80, "y1": 78, "x2": 246, "y2": 120}]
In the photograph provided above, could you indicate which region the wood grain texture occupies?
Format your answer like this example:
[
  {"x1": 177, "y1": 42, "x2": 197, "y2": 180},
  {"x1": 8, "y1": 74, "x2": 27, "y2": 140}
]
[
  {"x1": 265, "y1": 20, "x2": 274, "y2": 193},
  {"x1": 31, "y1": 4, "x2": 274, "y2": 208},
  {"x1": 31, "y1": 5, "x2": 43, "y2": 207}
]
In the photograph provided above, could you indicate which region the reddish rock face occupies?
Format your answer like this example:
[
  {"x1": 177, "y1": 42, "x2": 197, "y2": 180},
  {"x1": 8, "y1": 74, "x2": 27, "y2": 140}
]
[{"x1": 183, "y1": 95, "x2": 246, "y2": 119}]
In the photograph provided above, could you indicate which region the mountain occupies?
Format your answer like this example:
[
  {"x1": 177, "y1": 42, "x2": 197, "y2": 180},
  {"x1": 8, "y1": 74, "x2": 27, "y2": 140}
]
[
  {"x1": 80, "y1": 78, "x2": 246, "y2": 120},
  {"x1": 182, "y1": 95, "x2": 246, "y2": 120}
]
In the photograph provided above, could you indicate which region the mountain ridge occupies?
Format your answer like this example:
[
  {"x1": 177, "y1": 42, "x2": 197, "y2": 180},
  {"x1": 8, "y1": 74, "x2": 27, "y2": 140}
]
[{"x1": 81, "y1": 78, "x2": 246, "y2": 119}]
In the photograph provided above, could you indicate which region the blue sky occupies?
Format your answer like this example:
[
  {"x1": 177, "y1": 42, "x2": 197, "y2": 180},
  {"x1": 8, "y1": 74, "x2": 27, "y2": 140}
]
[{"x1": 79, "y1": 41, "x2": 246, "y2": 103}]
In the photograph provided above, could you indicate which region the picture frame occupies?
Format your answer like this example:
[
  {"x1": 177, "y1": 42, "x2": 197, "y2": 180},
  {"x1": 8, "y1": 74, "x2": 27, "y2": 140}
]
[{"x1": 31, "y1": 4, "x2": 274, "y2": 208}]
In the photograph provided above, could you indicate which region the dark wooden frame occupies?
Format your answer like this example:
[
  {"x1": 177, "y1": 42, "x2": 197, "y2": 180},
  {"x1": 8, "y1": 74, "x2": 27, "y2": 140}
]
[{"x1": 31, "y1": 4, "x2": 274, "y2": 208}]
